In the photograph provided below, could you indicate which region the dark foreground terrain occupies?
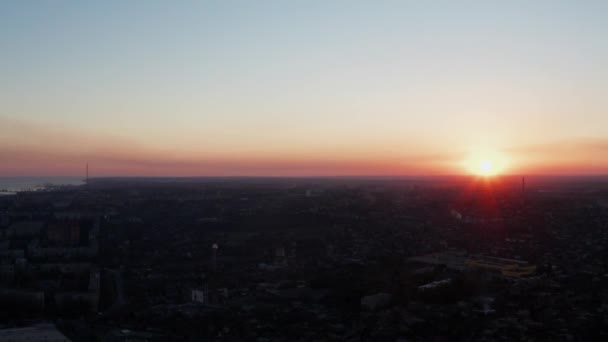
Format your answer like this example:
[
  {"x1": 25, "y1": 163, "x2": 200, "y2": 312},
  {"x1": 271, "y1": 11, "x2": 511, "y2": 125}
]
[{"x1": 1, "y1": 176, "x2": 608, "y2": 341}]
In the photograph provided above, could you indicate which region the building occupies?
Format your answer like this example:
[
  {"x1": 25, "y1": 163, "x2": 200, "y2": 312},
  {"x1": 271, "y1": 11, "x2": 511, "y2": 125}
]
[
  {"x1": 0, "y1": 323, "x2": 70, "y2": 342},
  {"x1": 47, "y1": 222, "x2": 81, "y2": 247},
  {"x1": 10, "y1": 221, "x2": 44, "y2": 238},
  {"x1": 191, "y1": 288, "x2": 205, "y2": 304}
]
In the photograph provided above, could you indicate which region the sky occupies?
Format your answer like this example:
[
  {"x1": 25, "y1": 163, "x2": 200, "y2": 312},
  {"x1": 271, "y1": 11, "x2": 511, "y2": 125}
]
[{"x1": 1, "y1": 0, "x2": 607, "y2": 176}]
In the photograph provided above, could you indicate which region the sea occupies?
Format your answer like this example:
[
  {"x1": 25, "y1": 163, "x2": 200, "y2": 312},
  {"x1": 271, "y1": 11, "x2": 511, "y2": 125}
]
[{"x1": 0, "y1": 177, "x2": 84, "y2": 194}]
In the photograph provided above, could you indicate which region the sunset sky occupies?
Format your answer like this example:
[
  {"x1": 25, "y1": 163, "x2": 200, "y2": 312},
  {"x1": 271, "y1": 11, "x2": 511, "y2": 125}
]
[{"x1": 1, "y1": 1, "x2": 607, "y2": 176}]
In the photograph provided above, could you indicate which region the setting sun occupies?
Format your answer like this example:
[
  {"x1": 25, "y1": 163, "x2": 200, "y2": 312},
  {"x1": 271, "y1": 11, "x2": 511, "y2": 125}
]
[
  {"x1": 464, "y1": 149, "x2": 508, "y2": 177},
  {"x1": 477, "y1": 159, "x2": 496, "y2": 176}
]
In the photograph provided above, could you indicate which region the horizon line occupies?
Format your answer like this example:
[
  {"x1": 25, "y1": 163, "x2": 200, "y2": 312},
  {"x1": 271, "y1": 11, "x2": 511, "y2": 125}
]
[{"x1": 2, "y1": 174, "x2": 608, "y2": 179}]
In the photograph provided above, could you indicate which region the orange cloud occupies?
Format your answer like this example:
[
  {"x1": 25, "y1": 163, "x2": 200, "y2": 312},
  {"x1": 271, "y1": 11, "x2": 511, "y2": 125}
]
[
  {"x1": 506, "y1": 138, "x2": 608, "y2": 175},
  {"x1": 0, "y1": 116, "x2": 452, "y2": 176}
]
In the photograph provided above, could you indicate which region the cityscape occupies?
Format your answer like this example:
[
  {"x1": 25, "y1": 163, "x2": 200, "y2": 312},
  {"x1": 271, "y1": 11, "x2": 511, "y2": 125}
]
[
  {"x1": 2, "y1": 1, "x2": 608, "y2": 341},
  {"x1": 0, "y1": 176, "x2": 607, "y2": 340}
]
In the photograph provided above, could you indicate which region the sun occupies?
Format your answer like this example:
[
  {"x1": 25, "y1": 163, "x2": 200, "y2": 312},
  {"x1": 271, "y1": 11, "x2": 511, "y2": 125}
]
[
  {"x1": 464, "y1": 149, "x2": 508, "y2": 177},
  {"x1": 477, "y1": 159, "x2": 496, "y2": 176}
]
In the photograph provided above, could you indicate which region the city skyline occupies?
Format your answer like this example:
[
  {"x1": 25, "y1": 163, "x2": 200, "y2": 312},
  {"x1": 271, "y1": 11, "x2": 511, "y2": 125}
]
[{"x1": 2, "y1": 1, "x2": 608, "y2": 176}]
